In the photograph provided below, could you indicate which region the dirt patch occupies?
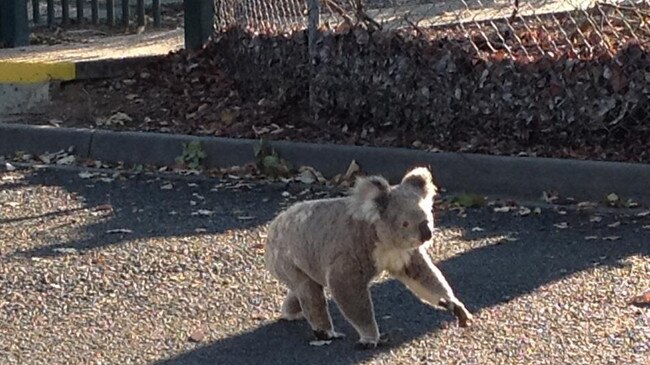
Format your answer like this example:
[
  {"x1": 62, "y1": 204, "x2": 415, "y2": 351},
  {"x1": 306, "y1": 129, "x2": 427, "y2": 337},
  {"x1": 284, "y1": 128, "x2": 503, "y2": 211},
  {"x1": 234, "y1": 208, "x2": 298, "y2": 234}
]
[{"x1": 26, "y1": 3, "x2": 185, "y2": 47}]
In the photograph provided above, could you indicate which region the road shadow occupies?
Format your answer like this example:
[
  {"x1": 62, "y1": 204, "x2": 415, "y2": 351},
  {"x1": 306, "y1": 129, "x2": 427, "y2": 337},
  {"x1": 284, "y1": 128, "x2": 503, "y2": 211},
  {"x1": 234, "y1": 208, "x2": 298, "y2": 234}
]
[
  {"x1": 154, "y1": 206, "x2": 650, "y2": 365},
  {"x1": 4, "y1": 167, "x2": 293, "y2": 258},
  {"x1": 3, "y1": 165, "x2": 648, "y2": 365},
  {"x1": 155, "y1": 279, "x2": 453, "y2": 365}
]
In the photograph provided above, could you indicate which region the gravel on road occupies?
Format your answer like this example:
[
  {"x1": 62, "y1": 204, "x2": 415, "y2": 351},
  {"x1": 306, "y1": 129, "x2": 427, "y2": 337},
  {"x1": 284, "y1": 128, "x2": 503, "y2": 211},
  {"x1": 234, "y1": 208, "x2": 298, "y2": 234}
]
[{"x1": 0, "y1": 165, "x2": 648, "y2": 365}]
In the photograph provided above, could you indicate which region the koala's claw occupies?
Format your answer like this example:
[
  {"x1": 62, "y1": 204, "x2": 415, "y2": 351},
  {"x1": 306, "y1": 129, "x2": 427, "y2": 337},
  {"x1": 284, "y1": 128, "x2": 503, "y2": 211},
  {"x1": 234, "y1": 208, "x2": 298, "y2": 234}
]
[
  {"x1": 438, "y1": 299, "x2": 473, "y2": 327},
  {"x1": 452, "y1": 304, "x2": 473, "y2": 328},
  {"x1": 354, "y1": 333, "x2": 390, "y2": 351},
  {"x1": 313, "y1": 329, "x2": 345, "y2": 341}
]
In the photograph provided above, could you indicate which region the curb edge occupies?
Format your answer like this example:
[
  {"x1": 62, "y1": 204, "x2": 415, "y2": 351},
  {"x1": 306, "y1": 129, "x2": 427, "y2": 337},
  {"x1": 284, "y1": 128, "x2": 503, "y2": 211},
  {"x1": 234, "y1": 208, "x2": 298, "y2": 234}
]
[{"x1": 1, "y1": 122, "x2": 649, "y2": 204}]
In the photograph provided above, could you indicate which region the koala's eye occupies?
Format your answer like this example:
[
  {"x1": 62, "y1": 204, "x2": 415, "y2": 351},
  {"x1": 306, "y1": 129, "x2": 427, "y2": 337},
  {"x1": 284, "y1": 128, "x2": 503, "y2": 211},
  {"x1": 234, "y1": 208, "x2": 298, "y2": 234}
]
[{"x1": 402, "y1": 221, "x2": 409, "y2": 228}]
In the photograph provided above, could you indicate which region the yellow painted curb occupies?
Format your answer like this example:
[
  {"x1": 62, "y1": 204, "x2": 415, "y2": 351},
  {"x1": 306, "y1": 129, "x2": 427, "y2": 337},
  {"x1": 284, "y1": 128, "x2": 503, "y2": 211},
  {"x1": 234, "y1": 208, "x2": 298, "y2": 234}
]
[{"x1": 0, "y1": 61, "x2": 76, "y2": 83}]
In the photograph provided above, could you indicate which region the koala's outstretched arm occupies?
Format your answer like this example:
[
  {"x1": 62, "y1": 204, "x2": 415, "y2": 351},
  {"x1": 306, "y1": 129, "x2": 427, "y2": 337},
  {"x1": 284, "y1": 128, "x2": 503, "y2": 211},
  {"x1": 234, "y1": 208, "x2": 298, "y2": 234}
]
[{"x1": 393, "y1": 246, "x2": 473, "y2": 327}]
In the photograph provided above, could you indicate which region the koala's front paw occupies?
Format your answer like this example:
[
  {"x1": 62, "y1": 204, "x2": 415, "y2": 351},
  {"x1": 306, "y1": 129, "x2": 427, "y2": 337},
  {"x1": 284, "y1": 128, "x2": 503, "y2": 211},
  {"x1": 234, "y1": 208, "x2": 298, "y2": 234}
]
[
  {"x1": 439, "y1": 299, "x2": 473, "y2": 327},
  {"x1": 354, "y1": 333, "x2": 390, "y2": 351},
  {"x1": 313, "y1": 329, "x2": 346, "y2": 341},
  {"x1": 452, "y1": 303, "x2": 473, "y2": 327}
]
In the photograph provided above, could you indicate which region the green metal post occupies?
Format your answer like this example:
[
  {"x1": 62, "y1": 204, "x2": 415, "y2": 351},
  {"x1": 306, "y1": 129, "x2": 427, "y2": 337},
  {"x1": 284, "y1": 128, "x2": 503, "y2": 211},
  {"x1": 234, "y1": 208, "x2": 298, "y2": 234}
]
[
  {"x1": 0, "y1": 0, "x2": 30, "y2": 47},
  {"x1": 184, "y1": 0, "x2": 215, "y2": 50}
]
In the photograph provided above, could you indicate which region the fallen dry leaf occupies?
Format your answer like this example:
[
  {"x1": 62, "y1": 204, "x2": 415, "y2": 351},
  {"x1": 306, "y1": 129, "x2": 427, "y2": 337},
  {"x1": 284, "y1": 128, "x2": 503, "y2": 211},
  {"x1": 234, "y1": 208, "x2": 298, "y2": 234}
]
[
  {"x1": 161, "y1": 183, "x2": 173, "y2": 190},
  {"x1": 309, "y1": 340, "x2": 332, "y2": 347},
  {"x1": 577, "y1": 201, "x2": 598, "y2": 209},
  {"x1": 78, "y1": 171, "x2": 99, "y2": 179},
  {"x1": 628, "y1": 289, "x2": 650, "y2": 307},
  {"x1": 96, "y1": 112, "x2": 133, "y2": 127},
  {"x1": 518, "y1": 207, "x2": 532, "y2": 216},
  {"x1": 56, "y1": 155, "x2": 75, "y2": 165},
  {"x1": 542, "y1": 190, "x2": 559, "y2": 204},
  {"x1": 52, "y1": 247, "x2": 78, "y2": 254},
  {"x1": 106, "y1": 229, "x2": 133, "y2": 234},
  {"x1": 191, "y1": 209, "x2": 214, "y2": 217},
  {"x1": 590, "y1": 216, "x2": 603, "y2": 223},
  {"x1": 296, "y1": 169, "x2": 317, "y2": 185},
  {"x1": 606, "y1": 193, "x2": 620, "y2": 204},
  {"x1": 452, "y1": 194, "x2": 486, "y2": 208},
  {"x1": 94, "y1": 204, "x2": 113, "y2": 211},
  {"x1": 48, "y1": 118, "x2": 62, "y2": 127},
  {"x1": 343, "y1": 160, "x2": 361, "y2": 181},
  {"x1": 554, "y1": 222, "x2": 569, "y2": 229},
  {"x1": 607, "y1": 221, "x2": 621, "y2": 228}
]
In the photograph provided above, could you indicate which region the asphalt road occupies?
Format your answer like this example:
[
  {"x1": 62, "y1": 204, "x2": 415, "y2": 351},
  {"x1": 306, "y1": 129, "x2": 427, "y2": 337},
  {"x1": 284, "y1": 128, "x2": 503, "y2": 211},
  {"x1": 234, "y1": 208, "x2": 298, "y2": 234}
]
[{"x1": 1, "y1": 165, "x2": 648, "y2": 365}]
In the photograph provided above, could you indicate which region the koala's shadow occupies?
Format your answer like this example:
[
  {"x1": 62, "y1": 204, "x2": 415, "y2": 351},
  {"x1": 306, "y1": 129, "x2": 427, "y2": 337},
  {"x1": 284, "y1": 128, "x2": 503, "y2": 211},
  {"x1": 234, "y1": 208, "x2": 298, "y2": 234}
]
[
  {"x1": 154, "y1": 280, "x2": 452, "y2": 365},
  {"x1": 155, "y1": 210, "x2": 650, "y2": 365}
]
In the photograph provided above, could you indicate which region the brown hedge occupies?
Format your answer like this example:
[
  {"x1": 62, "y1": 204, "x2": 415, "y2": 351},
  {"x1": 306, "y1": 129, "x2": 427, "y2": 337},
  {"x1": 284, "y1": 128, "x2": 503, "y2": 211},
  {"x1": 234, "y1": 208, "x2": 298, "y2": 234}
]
[{"x1": 205, "y1": 23, "x2": 649, "y2": 162}]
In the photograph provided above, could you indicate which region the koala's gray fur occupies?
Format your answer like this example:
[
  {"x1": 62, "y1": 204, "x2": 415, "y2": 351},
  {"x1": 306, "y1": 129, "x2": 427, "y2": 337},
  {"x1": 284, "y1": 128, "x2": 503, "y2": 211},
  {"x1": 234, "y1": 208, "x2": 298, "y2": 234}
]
[{"x1": 264, "y1": 167, "x2": 473, "y2": 349}]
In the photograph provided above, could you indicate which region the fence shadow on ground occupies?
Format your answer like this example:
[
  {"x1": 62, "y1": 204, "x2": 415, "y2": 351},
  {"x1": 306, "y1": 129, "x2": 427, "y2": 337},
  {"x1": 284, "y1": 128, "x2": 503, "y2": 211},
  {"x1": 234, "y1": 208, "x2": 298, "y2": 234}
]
[{"x1": 5, "y1": 166, "x2": 286, "y2": 259}]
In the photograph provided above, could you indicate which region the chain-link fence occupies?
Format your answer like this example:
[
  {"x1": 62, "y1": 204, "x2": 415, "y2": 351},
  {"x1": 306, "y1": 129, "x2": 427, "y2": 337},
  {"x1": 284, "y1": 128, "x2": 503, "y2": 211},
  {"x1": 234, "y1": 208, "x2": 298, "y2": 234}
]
[
  {"x1": 214, "y1": 0, "x2": 649, "y2": 58},
  {"x1": 209, "y1": 0, "x2": 649, "y2": 162}
]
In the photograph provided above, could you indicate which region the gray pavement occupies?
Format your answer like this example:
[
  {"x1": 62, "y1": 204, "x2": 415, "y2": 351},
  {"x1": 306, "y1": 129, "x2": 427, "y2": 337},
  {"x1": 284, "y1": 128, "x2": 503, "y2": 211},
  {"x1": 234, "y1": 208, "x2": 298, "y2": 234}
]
[{"x1": 1, "y1": 165, "x2": 648, "y2": 365}]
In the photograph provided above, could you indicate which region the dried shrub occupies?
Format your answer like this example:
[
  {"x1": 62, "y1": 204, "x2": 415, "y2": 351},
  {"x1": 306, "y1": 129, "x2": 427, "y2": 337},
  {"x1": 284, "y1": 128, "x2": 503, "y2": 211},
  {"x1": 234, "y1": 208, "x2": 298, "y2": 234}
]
[{"x1": 204, "y1": 16, "x2": 649, "y2": 162}]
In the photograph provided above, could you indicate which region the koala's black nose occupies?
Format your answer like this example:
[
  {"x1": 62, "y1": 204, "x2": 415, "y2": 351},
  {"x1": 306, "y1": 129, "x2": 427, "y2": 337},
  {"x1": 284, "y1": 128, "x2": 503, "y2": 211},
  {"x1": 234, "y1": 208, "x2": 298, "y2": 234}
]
[{"x1": 419, "y1": 221, "x2": 432, "y2": 242}]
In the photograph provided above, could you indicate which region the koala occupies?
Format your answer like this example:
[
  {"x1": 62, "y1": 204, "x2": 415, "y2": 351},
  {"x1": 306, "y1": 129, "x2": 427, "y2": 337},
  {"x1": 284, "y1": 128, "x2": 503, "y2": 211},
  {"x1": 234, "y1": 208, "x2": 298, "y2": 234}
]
[{"x1": 264, "y1": 167, "x2": 473, "y2": 349}]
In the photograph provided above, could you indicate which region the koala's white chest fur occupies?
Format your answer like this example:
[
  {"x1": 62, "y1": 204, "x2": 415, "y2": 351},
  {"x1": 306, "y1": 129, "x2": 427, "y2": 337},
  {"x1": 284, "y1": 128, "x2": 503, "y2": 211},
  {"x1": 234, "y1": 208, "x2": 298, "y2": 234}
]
[{"x1": 372, "y1": 245, "x2": 413, "y2": 274}]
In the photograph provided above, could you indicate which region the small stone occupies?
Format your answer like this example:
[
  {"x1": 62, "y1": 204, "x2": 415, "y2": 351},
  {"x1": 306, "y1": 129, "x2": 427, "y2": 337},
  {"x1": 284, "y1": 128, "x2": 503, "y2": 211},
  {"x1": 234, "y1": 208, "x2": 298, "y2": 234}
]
[{"x1": 188, "y1": 329, "x2": 205, "y2": 343}]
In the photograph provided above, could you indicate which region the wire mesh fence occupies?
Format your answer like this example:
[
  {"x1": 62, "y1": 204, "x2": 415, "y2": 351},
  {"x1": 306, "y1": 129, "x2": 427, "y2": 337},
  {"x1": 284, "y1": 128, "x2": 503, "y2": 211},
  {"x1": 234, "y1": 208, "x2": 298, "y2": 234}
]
[
  {"x1": 213, "y1": 0, "x2": 649, "y2": 58},
  {"x1": 214, "y1": 0, "x2": 307, "y2": 32},
  {"x1": 209, "y1": 0, "x2": 649, "y2": 161}
]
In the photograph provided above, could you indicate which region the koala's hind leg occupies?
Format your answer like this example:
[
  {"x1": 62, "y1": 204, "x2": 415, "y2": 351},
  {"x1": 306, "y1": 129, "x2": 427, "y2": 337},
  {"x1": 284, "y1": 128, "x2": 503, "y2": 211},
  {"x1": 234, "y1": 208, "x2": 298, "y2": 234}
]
[
  {"x1": 281, "y1": 290, "x2": 304, "y2": 321},
  {"x1": 285, "y1": 268, "x2": 344, "y2": 341},
  {"x1": 328, "y1": 273, "x2": 388, "y2": 350},
  {"x1": 393, "y1": 247, "x2": 473, "y2": 327}
]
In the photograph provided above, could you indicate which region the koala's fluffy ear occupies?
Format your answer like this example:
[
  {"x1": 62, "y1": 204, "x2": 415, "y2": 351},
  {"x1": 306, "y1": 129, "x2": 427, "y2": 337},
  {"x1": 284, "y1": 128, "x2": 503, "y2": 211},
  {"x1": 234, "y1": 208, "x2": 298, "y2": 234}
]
[
  {"x1": 401, "y1": 167, "x2": 437, "y2": 199},
  {"x1": 349, "y1": 175, "x2": 391, "y2": 222}
]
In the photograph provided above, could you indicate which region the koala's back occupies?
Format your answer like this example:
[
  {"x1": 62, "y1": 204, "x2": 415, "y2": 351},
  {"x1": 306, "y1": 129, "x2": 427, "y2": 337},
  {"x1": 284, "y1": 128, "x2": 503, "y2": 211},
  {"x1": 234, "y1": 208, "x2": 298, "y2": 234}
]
[{"x1": 265, "y1": 196, "x2": 377, "y2": 286}]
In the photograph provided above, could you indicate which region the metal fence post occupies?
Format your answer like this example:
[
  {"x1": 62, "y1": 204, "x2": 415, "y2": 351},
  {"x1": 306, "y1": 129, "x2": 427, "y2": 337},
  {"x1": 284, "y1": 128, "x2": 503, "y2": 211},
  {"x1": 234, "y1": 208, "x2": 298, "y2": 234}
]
[
  {"x1": 184, "y1": 0, "x2": 215, "y2": 49},
  {"x1": 0, "y1": 0, "x2": 30, "y2": 47},
  {"x1": 307, "y1": 0, "x2": 320, "y2": 123}
]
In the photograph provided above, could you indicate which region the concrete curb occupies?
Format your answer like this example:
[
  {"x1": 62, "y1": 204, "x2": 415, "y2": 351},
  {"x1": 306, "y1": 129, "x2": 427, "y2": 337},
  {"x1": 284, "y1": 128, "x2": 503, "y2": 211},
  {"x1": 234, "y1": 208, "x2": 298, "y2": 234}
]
[
  {"x1": 0, "y1": 56, "x2": 165, "y2": 115},
  {"x1": 0, "y1": 56, "x2": 165, "y2": 84},
  {"x1": 1, "y1": 122, "x2": 649, "y2": 204}
]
